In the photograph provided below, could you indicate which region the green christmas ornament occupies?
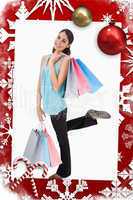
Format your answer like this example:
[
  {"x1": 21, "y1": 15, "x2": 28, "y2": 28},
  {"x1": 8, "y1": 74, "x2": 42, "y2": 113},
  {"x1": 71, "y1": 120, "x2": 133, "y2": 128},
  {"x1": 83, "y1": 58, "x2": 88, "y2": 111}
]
[{"x1": 72, "y1": 6, "x2": 92, "y2": 27}]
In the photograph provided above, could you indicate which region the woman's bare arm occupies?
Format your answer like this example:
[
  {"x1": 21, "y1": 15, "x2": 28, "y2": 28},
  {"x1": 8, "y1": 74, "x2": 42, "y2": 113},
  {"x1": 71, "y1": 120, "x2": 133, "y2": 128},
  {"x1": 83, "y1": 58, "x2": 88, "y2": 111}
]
[{"x1": 49, "y1": 56, "x2": 70, "y2": 91}]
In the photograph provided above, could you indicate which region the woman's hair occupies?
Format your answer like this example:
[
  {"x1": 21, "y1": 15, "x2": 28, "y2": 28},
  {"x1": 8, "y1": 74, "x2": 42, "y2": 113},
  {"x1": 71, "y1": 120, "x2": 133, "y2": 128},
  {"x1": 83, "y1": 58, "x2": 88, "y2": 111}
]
[{"x1": 52, "y1": 29, "x2": 74, "y2": 55}]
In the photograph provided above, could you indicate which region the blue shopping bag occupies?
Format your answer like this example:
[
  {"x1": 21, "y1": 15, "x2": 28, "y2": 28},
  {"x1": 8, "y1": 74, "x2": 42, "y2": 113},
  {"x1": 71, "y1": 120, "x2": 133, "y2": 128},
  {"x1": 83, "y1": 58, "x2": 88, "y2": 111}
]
[
  {"x1": 76, "y1": 58, "x2": 103, "y2": 93},
  {"x1": 23, "y1": 128, "x2": 51, "y2": 167}
]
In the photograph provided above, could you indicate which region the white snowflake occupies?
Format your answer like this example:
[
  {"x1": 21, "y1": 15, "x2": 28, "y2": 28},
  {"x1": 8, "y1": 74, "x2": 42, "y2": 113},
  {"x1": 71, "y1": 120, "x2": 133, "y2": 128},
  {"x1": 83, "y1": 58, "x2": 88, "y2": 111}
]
[
  {"x1": 0, "y1": 28, "x2": 15, "y2": 43},
  {"x1": 120, "y1": 82, "x2": 133, "y2": 114},
  {"x1": 15, "y1": 1, "x2": 30, "y2": 20},
  {"x1": 41, "y1": 179, "x2": 88, "y2": 200},
  {"x1": 2, "y1": 57, "x2": 14, "y2": 99},
  {"x1": 0, "y1": 121, "x2": 11, "y2": 133},
  {"x1": 100, "y1": 178, "x2": 133, "y2": 199},
  {"x1": 122, "y1": 53, "x2": 133, "y2": 67},
  {"x1": 102, "y1": 13, "x2": 114, "y2": 24},
  {"x1": 0, "y1": 28, "x2": 9, "y2": 43},
  {"x1": 7, "y1": 19, "x2": 16, "y2": 30},
  {"x1": 118, "y1": 152, "x2": 123, "y2": 162},
  {"x1": 29, "y1": 0, "x2": 74, "y2": 20},
  {"x1": 0, "y1": 0, "x2": 74, "y2": 47},
  {"x1": 0, "y1": 79, "x2": 8, "y2": 88},
  {"x1": 0, "y1": 22, "x2": 16, "y2": 45},
  {"x1": 15, "y1": 0, "x2": 74, "y2": 21},
  {"x1": 118, "y1": 160, "x2": 133, "y2": 180},
  {"x1": 0, "y1": 113, "x2": 12, "y2": 150},
  {"x1": 0, "y1": 132, "x2": 12, "y2": 150},
  {"x1": 123, "y1": 26, "x2": 129, "y2": 34},
  {"x1": 111, "y1": 0, "x2": 133, "y2": 20},
  {"x1": 8, "y1": 41, "x2": 15, "y2": 51},
  {"x1": 3, "y1": 97, "x2": 13, "y2": 110},
  {"x1": 122, "y1": 130, "x2": 133, "y2": 149},
  {"x1": 125, "y1": 124, "x2": 133, "y2": 133},
  {"x1": 118, "y1": 112, "x2": 125, "y2": 125},
  {"x1": 4, "y1": 57, "x2": 14, "y2": 70},
  {"x1": 121, "y1": 47, "x2": 133, "y2": 75},
  {"x1": 0, "y1": 165, "x2": 14, "y2": 186}
]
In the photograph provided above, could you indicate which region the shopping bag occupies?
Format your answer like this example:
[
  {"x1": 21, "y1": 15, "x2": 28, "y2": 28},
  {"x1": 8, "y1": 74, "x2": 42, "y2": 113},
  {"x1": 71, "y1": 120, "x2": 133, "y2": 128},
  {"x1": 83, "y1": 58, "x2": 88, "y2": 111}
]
[
  {"x1": 42, "y1": 123, "x2": 62, "y2": 167},
  {"x1": 72, "y1": 58, "x2": 92, "y2": 95},
  {"x1": 64, "y1": 58, "x2": 79, "y2": 98},
  {"x1": 76, "y1": 58, "x2": 103, "y2": 93},
  {"x1": 23, "y1": 121, "x2": 62, "y2": 167},
  {"x1": 23, "y1": 127, "x2": 50, "y2": 166},
  {"x1": 64, "y1": 57, "x2": 103, "y2": 98}
]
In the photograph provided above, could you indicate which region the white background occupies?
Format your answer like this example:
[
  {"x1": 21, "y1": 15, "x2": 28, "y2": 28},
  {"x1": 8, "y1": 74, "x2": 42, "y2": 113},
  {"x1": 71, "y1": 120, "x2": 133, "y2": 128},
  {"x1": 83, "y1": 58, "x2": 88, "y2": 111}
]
[{"x1": 13, "y1": 20, "x2": 121, "y2": 180}]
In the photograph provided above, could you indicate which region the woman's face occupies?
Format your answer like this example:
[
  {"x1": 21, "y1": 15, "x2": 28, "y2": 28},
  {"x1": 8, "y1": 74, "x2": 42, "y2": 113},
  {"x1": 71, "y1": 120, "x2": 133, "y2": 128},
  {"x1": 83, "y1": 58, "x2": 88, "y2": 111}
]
[{"x1": 54, "y1": 31, "x2": 70, "y2": 52}]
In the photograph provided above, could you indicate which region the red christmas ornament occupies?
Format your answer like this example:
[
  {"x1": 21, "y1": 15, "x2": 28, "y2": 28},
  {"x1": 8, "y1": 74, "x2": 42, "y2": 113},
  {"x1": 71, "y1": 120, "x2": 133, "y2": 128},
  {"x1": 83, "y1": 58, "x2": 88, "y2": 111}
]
[{"x1": 97, "y1": 22, "x2": 127, "y2": 55}]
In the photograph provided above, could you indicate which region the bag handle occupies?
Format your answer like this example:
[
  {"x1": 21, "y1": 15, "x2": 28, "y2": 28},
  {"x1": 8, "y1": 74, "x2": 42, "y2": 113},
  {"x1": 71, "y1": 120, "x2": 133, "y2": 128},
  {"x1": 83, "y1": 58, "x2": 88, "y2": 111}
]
[
  {"x1": 39, "y1": 118, "x2": 50, "y2": 137},
  {"x1": 39, "y1": 119, "x2": 46, "y2": 128}
]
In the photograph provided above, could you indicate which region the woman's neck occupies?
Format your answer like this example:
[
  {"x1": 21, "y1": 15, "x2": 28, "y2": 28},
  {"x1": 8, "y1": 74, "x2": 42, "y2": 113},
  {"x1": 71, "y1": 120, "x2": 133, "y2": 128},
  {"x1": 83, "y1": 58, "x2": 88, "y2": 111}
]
[{"x1": 53, "y1": 50, "x2": 63, "y2": 55}]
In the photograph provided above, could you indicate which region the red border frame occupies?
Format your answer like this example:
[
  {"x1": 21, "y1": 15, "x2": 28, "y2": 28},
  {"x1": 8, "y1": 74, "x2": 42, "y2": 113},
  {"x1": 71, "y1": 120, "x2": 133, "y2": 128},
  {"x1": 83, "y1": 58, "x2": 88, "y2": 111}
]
[{"x1": 0, "y1": 0, "x2": 133, "y2": 199}]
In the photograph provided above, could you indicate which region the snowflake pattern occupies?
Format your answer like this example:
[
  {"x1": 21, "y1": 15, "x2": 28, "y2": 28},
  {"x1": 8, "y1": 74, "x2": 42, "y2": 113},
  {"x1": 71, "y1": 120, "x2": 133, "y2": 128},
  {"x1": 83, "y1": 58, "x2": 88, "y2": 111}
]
[
  {"x1": 102, "y1": 13, "x2": 114, "y2": 24},
  {"x1": 0, "y1": 27, "x2": 15, "y2": 43},
  {"x1": 0, "y1": 0, "x2": 74, "y2": 46},
  {"x1": 112, "y1": 0, "x2": 133, "y2": 20},
  {"x1": 15, "y1": 1, "x2": 30, "y2": 20},
  {"x1": 15, "y1": 0, "x2": 74, "y2": 21},
  {"x1": 121, "y1": 47, "x2": 133, "y2": 75},
  {"x1": 122, "y1": 123, "x2": 133, "y2": 149},
  {"x1": 0, "y1": 165, "x2": 13, "y2": 186},
  {"x1": 41, "y1": 179, "x2": 89, "y2": 200},
  {"x1": 120, "y1": 78, "x2": 133, "y2": 115},
  {"x1": 100, "y1": 178, "x2": 133, "y2": 199},
  {"x1": 0, "y1": 112, "x2": 12, "y2": 150},
  {"x1": 118, "y1": 152, "x2": 123, "y2": 162},
  {"x1": 0, "y1": 56, "x2": 14, "y2": 99},
  {"x1": 118, "y1": 160, "x2": 133, "y2": 180}
]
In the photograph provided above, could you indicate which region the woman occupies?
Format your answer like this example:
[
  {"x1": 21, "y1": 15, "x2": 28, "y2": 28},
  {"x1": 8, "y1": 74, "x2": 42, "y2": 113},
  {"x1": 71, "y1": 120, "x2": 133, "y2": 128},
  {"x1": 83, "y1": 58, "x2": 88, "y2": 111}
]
[{"x1": 36, "y1": 29, "x2": 111, "y2": 179}]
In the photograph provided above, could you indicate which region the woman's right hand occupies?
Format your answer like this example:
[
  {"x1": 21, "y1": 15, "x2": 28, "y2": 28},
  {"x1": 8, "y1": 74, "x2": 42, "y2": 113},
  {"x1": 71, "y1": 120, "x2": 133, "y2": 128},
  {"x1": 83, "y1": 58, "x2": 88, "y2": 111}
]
[
  {"x1": 49, "y1": 53, "x2": 62, "y2": 65},
  {"x1": 36, "y1": 106, "x2": 46, "y2": 122}
]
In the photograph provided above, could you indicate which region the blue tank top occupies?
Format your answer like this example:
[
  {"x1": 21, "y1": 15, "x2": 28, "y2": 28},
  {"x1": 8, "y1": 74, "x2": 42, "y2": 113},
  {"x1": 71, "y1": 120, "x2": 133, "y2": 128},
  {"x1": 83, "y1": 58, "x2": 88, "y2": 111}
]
[{"x1": 40, "y1": 54, "x2": 67, "y2": 115}]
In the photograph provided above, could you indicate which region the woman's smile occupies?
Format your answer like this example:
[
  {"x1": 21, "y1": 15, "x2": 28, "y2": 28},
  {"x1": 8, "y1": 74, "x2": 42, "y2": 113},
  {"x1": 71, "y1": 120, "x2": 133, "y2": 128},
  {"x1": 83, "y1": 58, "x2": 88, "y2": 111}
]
[{"x1": 55, "y1": 43, "x2": 61, "y2": 48}]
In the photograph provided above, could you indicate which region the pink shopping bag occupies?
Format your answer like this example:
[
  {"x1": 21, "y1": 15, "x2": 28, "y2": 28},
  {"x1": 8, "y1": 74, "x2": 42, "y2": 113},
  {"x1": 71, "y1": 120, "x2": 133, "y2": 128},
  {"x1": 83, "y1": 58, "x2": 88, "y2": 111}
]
[
  {"x1": 71, "y1": 58, "x2": 92, "y2": 95},
  {"x1": 42, "y1": 125, "x2": 62, "y2": 167}
]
